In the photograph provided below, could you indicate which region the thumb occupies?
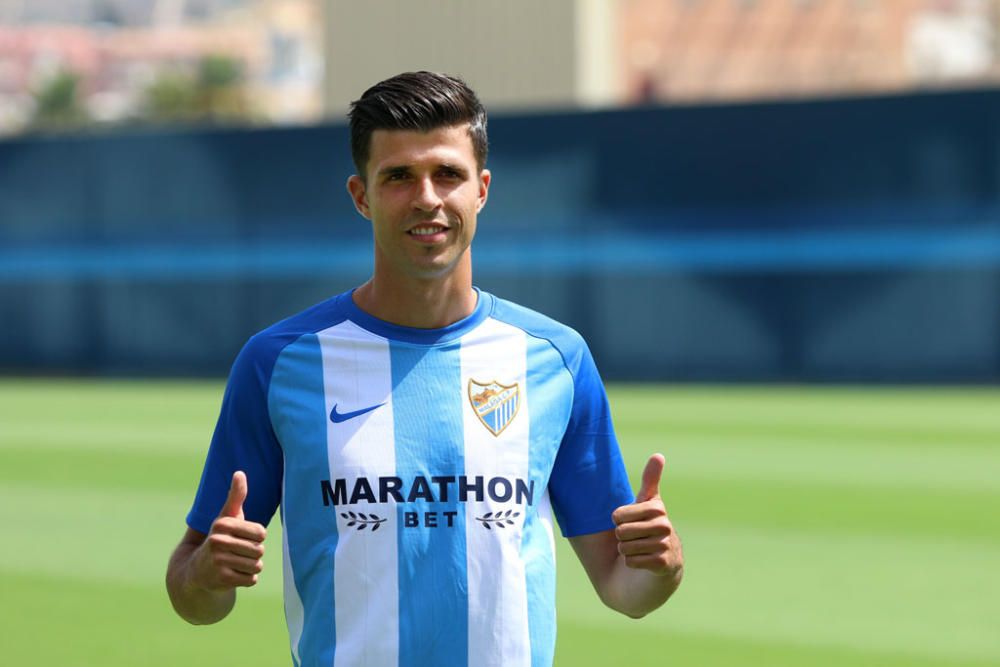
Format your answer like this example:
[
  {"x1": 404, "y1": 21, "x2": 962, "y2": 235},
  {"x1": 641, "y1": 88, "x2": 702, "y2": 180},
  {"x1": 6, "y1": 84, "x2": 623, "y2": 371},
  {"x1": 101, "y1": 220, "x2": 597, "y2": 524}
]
[
  {"x1": 220, "y1": 470, "x2": 247, "y2": 519},
  {"x1": 636, "y1": 453, "x2": 665, "y2": 503}
]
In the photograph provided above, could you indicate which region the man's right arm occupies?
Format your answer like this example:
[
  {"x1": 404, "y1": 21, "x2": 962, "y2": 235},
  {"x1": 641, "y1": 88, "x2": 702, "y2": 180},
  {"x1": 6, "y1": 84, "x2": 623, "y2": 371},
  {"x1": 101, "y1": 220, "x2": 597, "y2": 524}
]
[{"x1": 165, "y1": 471, "x2": 268, "y2": 625}]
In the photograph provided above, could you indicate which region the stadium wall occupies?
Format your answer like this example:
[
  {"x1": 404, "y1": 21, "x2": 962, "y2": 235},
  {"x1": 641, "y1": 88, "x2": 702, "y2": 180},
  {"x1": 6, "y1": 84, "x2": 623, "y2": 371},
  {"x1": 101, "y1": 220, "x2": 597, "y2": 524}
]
[{"x1": 1, "y1": 88, "x2": 998, "y2": 382}]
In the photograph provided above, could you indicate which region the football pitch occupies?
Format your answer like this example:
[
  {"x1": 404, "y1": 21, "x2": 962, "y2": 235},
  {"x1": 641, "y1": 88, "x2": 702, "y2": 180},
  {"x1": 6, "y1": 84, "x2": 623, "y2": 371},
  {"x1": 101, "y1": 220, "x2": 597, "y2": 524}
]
[{"x1": 1, "y1": 379, "x2": 997, "y2": 666}]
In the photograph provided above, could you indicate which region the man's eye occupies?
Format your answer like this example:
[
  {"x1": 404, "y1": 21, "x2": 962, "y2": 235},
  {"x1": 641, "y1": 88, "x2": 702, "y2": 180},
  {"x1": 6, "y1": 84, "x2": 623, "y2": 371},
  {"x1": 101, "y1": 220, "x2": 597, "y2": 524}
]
[
  {"x1": 387, "y1": 172, "x2": 408, "y2": 181},
  {"x1": 439, "y1": 170, "x2": 460, "y2": 179}
]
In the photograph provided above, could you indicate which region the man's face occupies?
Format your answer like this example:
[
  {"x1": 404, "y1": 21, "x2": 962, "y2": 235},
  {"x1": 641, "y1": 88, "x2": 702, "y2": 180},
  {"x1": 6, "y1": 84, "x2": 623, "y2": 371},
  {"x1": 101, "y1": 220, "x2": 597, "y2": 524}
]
[{"x1": 347, "y1": 124, "x2": 490, "y2": 283}]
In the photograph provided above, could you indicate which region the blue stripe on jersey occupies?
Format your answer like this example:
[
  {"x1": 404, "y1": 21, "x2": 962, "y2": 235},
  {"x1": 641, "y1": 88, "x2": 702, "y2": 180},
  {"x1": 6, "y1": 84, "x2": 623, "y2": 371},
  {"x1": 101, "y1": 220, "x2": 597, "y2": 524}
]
[
  {"x1": 491, "y1": 295, "x2": 634, "y2": 538},
  {"x1": 281, "y1": 502, "x2": 303, "y2": 667},
  {"x1": 269, "y1": 334, "x2": 338, "y2": 666},
  {"x1": 523, "y1": 334, "x2": 574, "y2": 666},
  {"x1": 390, "y1": 342, "x2": 469, "y2": 667}
]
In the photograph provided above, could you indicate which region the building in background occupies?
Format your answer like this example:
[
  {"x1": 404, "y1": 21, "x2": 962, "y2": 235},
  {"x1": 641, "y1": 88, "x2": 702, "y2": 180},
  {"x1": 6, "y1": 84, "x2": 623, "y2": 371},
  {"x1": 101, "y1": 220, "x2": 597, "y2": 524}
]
[
  {"x1": 325, "y1": 0, "x2": 1000, "y2": 111},
  {"x1": 0, "y1": 0, "x2": 998, "y2": 135},
  {"x1": 320, "y1": 0, "x2": 618, "y2": 115},
  {"x1": 618, "y1": 0, "x2": 1000, "y2": 104},
  {"x1": 0, "y1": 0, "x2": 322, "y2": 134}
]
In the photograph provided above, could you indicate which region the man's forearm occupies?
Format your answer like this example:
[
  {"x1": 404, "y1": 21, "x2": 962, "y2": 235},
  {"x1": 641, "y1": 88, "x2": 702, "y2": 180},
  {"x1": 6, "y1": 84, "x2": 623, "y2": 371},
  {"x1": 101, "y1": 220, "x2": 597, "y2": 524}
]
[
  {"x1": 601, "y1": 553, "x2": 683, "y2": 619},
  {"x1": 166, "y1": 542, "x2": 237, "y2": 625},
  {"x1": 570, "y1": 518, "x2": 684, "y2": 619}
]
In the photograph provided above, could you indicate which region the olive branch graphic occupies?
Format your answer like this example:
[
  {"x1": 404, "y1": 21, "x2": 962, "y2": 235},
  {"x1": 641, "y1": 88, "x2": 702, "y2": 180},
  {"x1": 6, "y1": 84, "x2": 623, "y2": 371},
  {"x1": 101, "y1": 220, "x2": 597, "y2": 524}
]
[
  {"x1": 340, "y1": 511, "x2": 387, "y2": 532},
  {"x1": 476, "y1": 509, "x2": 520, "y2": 530}
]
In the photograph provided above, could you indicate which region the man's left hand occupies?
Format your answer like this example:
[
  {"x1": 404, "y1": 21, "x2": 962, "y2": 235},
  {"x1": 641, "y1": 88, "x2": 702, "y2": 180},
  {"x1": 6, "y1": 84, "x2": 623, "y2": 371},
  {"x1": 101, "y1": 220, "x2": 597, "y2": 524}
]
[{"x1": 611, "y1": 453, "x2": 683, "y2": 577}]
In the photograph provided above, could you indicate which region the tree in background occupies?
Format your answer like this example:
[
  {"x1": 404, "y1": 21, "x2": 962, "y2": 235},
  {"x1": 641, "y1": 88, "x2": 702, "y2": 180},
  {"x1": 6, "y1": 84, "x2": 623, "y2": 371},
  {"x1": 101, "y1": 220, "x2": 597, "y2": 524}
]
[
  {"x1": 139, "y1": 54, "x2": 255, "y2": 125},
  {"x1": 29, "y1": 70, "x2": 90, "y2": 131},
  {"x1": 140, "y1": 71, "x2": 201, "y2": 123}
]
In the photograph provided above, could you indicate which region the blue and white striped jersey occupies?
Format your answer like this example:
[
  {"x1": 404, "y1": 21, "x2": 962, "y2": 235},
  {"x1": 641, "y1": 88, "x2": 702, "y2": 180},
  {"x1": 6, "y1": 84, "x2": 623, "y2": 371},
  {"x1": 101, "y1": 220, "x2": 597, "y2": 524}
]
[{"x1": 187, "y1": 289, "x2": 634, "y2": 667}]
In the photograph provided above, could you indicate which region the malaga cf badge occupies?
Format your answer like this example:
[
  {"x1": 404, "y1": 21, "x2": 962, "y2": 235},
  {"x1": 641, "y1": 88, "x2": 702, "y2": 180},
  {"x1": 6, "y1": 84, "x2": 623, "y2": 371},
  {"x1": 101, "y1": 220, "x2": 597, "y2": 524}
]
[{"x1": 468, "y1": 379, "x2": 520, "y2": 436}]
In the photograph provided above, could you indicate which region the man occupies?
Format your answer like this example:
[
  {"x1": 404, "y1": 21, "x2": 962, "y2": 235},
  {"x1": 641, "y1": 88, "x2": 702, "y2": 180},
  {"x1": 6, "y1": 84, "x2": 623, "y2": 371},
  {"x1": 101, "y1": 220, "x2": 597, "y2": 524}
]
[{"x1": 166, "y1": 71, "x2": 683, "y2": 666}]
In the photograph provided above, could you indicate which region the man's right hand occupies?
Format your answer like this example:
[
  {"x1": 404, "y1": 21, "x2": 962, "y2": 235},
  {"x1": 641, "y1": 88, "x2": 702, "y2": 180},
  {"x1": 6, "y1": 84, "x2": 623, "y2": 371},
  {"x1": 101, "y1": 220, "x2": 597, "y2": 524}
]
[{"x1": 190, "y1": 471, "x2": 268, "y2": 591}]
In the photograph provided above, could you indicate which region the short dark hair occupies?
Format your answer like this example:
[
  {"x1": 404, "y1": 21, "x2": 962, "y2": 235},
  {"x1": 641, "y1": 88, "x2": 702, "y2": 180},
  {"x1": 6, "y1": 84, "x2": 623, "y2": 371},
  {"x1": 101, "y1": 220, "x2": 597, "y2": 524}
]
[{"x1": 348, "y1": 71, "x2": 488, "y2": 178}]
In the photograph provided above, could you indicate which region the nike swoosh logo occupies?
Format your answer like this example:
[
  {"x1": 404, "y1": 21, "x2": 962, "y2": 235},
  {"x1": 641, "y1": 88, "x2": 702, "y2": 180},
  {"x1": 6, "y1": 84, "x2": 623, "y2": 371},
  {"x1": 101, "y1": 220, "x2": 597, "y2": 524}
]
[{"x1": 330, "y1": 402, "x2": 385, "y2": 423}]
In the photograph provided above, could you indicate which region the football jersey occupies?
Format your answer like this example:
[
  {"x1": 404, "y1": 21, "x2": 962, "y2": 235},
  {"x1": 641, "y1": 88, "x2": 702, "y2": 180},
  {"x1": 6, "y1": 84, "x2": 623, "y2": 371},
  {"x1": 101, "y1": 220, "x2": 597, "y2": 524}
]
[{"x1": 186, "y1": 289, "x2": 634, "y2": 667}]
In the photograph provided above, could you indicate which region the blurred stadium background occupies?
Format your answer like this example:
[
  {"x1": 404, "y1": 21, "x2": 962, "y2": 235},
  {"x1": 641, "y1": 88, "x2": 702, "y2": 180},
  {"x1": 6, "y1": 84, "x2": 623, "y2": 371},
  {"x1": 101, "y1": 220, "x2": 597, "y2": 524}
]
[{"x1": 1, "y1": 1, "x2": 998, "y2": 666}]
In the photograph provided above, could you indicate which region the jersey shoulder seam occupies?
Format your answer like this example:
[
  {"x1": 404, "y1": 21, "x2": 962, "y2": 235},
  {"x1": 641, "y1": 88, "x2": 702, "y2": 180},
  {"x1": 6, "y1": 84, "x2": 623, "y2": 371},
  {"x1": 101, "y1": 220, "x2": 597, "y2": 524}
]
[
  {"x1": 486, "y1": 297, "x2": 582, "y2": 383},
  {"x1": 247, "y1": 297, "x2": 351, "y2": 446}
]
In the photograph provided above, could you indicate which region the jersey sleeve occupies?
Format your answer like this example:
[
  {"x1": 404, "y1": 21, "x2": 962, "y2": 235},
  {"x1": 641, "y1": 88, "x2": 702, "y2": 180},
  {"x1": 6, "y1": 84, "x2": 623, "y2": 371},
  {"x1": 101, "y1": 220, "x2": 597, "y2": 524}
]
[
  {"x1": 186, "y1": 335, "x2": 284, "y2": 534},
  {"x1": 548, "y1": 343, "x2": 635, "y2": 537}
]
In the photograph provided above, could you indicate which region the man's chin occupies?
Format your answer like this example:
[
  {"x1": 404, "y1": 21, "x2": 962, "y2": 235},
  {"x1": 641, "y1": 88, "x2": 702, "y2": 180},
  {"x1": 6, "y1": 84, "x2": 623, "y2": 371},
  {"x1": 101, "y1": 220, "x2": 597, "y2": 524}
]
[{"x1": 406, "y1": 256, "x2": 468, "y2": 281}]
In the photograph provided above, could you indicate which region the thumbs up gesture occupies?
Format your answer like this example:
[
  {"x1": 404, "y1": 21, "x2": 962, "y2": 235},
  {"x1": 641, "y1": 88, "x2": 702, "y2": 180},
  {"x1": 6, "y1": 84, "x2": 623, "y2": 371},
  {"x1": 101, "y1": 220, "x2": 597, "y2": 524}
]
[
  {"x1": 192, "y1": 471, "x2": 268, "y2": 591},
  {"x1": 611, "y1": 454, "x2": 683, "y2": 576}
]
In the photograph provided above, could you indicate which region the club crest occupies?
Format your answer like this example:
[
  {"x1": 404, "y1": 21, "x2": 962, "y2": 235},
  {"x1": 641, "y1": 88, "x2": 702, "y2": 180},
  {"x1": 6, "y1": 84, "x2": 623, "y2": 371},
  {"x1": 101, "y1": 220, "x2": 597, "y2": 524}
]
[{"x1": 468, "y1": 379, "x2": 520, "y2": 436}]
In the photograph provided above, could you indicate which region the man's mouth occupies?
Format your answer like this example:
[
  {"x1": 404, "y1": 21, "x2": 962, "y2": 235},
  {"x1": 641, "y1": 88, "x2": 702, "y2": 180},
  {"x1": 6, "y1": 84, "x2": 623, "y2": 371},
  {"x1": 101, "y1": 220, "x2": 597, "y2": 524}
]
[{"x1": 408, "y1": 225, "x2": 448, "y2": 237}]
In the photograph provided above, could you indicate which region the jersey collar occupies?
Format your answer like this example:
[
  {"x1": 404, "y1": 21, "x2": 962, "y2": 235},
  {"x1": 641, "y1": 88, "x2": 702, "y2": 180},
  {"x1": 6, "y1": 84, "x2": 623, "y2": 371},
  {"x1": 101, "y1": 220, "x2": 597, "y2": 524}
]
[{"x1": 338, "y1": 287, "x2": 492, "y2": 345}]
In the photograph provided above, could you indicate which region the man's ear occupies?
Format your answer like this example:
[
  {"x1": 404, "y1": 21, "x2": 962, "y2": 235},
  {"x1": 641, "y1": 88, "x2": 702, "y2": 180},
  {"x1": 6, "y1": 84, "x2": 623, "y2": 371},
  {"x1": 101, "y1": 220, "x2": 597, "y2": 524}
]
[
  {"x1": 477, "y1": 169, "x2": 491, "y2": 212},
  {"x1": 346, "y1": 175, "x2": 371, "y2": 219}
]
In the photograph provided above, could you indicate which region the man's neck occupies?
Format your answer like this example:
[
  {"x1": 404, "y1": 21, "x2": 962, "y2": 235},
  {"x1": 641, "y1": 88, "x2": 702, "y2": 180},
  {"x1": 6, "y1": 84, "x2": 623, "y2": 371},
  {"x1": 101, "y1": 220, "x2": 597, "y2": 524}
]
[{"x1": 352, "y1": 273, "x2": 477, "y2": 330}]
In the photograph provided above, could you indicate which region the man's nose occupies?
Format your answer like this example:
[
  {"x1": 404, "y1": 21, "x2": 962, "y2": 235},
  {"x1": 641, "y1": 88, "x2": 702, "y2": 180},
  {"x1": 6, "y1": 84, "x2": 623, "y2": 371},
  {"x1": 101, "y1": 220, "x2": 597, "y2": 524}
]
[{"x1": 412, "y1": 176, "x2": 442, "y2": 211}]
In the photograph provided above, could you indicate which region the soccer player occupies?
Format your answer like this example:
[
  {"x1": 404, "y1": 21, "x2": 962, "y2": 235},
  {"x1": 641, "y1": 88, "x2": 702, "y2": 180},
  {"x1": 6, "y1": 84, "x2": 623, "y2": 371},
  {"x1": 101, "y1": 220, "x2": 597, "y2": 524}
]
[{"x1": 166, "y1": 71, "x2": 683, "y2": 666}]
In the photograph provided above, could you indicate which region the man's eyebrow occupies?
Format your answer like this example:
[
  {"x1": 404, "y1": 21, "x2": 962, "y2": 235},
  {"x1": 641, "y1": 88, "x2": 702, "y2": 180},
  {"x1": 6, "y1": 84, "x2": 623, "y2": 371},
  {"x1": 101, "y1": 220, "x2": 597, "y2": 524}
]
[
  {"x1": 377, "y1": 165, "x2": 411, "y2": 178},
  {"x1": 377, "y1": 163, "x2": 471, "y2": 178}
]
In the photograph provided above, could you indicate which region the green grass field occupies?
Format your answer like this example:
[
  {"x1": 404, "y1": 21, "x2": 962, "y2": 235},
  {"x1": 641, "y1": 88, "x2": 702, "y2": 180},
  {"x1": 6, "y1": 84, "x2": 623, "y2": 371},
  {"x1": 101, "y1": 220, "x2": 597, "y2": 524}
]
[{"x1": 1, "y1": 380, "x2": 997, "y2": 666}]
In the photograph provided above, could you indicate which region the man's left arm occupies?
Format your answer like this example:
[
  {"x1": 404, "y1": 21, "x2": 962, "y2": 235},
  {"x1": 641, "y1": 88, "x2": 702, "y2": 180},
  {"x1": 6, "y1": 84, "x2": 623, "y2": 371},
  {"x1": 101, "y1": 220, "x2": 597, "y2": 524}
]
[{"x1": 569, "y1": 453, "x2": 684, "y2": 618}]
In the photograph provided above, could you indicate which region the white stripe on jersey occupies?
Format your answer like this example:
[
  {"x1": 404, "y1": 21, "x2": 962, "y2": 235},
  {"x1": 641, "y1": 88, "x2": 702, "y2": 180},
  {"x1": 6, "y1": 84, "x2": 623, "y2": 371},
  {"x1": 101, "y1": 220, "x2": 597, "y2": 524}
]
[
  {"x1": 460, "y1": 317, "x2": 531, "y2": 667},
  {"x1": 319, "y1": 321, "x2": 400, "y2": 667},
  {"x1": 537, "y1": 490, "x2": 556, "y2": 573},
  {"x1": 281, "y1": 487, "x2": 305, "y2": 667}
]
